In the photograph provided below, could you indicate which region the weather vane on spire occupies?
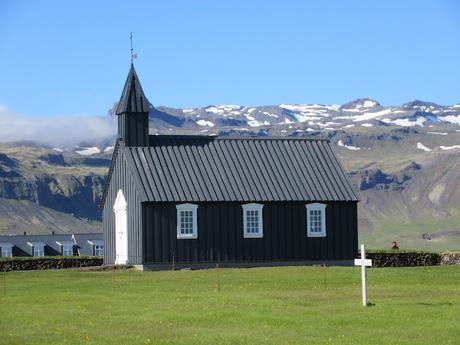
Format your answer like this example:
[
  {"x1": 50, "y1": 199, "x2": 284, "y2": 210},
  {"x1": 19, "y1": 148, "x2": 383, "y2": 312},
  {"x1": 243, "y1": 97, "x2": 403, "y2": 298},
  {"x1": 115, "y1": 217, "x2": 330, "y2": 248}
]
[{"x1": 130, "y1": 32, "x2": 138, "y2": 63}]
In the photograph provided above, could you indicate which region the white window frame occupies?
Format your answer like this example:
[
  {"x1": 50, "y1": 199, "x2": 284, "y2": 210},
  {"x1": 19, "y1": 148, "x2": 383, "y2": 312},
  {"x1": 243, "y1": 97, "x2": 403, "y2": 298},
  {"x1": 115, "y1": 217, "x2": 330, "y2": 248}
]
[
  {"x1": 27, "y1": 241, "x2": 45, "y2": 257},
  {"x1": 63, "y1": 244, "x2": 73, "y2": 256},
  {"x1": 33, "y1": 245, "x2": 45, "y2": 257},
  {"x1": 242, "y1": 203, "x2": 264, "y2": 238},
  {"x1": 0, "y1": 244, "x2": 13, "y2": 257},
  {"x1": 56, "y1": 241, "x2": 74, "y2": 256},
  {"x1": 94, "y1": 244, "x2": 104, "y2": 256},
  {"x1": 176, "y1": 204, "x2": 198, "y2": 239},
  {"x1": 306, "y1": 203, "x2": 327, "y2": 237},
  {"x1": 88, "y1": 240, "x2": 104, "y2": 257}
]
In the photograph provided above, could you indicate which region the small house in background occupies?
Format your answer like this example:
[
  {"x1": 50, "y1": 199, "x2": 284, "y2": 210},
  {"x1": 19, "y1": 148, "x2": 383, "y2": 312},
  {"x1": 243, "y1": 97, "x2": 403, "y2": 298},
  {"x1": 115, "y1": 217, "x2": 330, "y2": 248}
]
[
  {"x1": 0, "y1": 233, "x2": 103, "y2": 258},
  {"x1": 101, "y1": 64, "x2": 359, "y2": 269},
  {"x1": 73, "y1": 233, "x2": 105, "y2": 256}
]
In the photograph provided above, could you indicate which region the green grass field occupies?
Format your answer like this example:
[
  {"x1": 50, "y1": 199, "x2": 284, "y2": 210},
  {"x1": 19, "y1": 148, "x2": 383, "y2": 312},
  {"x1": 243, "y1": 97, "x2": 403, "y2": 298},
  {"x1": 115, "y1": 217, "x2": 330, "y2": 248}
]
[{"x1": 1, "y1": 266, "x2": 459, "y2": 345}]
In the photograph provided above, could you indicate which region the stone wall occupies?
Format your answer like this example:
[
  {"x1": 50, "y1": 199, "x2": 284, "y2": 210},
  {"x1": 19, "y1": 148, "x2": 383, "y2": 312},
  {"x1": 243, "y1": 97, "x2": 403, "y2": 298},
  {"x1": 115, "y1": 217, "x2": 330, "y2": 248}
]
[
  {"x1": 440, "y1": 252, "x2": 460, "y2": 265},
  {"x1": 1, "y1": 252, "x2": 459, "y2": 271},
  {"x1": 0, "y1": 257, "x2": 103, "y2": 272},
  {"x1": 365, "y1": 252, "x2": 441, "y2": 267}
]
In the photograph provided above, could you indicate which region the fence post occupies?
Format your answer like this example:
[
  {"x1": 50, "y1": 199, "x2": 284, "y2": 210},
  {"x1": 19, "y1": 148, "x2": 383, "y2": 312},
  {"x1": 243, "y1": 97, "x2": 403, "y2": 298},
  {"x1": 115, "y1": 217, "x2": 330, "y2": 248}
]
[{"x1": 322, "y1": 263, "x2": 327, "y2": 288}]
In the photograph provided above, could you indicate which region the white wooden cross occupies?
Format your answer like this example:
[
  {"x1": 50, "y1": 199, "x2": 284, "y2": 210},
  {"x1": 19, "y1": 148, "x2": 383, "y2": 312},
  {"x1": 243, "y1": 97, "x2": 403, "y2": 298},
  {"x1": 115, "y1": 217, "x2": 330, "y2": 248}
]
[{"x1": 354, "y1": 244, "x2": 372, "y2": 307}]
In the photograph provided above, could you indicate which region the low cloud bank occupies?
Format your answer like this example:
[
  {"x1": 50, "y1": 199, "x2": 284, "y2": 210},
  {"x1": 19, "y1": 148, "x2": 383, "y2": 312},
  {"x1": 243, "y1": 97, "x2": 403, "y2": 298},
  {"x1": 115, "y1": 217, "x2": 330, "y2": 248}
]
[{"x1": 0, "y1": 105, "x2": 117, "y2": 146}]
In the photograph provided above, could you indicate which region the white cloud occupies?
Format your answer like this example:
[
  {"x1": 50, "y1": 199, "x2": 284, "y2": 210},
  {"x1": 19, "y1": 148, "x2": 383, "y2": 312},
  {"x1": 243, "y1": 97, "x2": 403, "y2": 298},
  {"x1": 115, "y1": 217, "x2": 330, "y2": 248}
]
[{"x1": 0, "y1": 105, "x2": 116, "y2": 146}]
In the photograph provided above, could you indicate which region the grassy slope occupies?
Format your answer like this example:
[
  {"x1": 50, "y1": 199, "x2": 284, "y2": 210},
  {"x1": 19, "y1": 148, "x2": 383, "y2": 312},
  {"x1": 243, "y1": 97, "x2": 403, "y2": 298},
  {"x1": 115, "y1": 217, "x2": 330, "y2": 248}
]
[
  {"x1": 362, "y1": 212, "x2": 460, "y2": 252},
  {"x1": 0, "y1": 144, "x2": 109, "y2": 178},
  {"x1": 337, "y1": 129, "x2": 460, "y2": 251},
  {"x1": 1, "y1": 266, "x2": 459, "y2": 345},
  {"x1": 0, "y1": 199, "x2": 101, "y2": 235}
]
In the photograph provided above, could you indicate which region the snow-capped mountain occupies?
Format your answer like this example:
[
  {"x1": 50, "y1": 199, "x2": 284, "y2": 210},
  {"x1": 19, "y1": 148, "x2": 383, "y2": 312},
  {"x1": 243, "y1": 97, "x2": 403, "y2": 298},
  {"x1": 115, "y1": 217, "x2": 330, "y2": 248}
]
[
  {"x1": 146, "y1": 99, "x2": 460, "y2": 137},
  {"x1": 56, "y1": 98, "x2": 460, "y2": 156}
]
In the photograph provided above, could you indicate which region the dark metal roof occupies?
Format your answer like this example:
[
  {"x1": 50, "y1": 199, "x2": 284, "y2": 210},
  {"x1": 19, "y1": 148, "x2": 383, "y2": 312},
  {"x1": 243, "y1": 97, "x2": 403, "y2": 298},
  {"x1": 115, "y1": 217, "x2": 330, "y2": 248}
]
[
  {"x1": 0, "y1": 234, "x2": 73, "y2": 256},
  {"x1": 115, "y1": 64, "x2": 150, "y2": 115},
  {"x1": 124, "y1": 135, "x2": 358, "y2": 202}
]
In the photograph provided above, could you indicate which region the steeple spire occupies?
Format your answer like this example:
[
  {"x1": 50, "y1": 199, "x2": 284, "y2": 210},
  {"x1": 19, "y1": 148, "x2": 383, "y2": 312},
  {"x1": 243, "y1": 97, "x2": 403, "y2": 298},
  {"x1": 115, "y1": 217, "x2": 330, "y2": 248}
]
[
  {"x1": 115, "y1": 64, "x2": 150, "y2": 115},
  {"x1": 115, "y1": 64, "x2": 150, "y2": 147}
]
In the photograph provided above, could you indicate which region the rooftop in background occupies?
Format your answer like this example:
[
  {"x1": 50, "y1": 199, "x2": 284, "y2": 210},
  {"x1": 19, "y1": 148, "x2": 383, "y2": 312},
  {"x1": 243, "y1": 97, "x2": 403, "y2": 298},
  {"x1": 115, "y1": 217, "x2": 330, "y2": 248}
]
[{"x1": 0, "y1": 233, "x2": 103, "y2": 257}]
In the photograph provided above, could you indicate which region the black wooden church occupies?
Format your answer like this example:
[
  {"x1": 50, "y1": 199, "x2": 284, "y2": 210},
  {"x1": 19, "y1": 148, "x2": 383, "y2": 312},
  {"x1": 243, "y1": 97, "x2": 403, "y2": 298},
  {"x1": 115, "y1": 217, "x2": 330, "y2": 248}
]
[{"x1": 102, "y1": 65, "x2": 359, "y2": 268}]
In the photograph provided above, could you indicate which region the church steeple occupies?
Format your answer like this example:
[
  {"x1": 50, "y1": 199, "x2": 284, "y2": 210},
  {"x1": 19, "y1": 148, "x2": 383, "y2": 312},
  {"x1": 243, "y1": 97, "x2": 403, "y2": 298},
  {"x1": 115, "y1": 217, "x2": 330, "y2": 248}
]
[{"x1": 116, "y1": 64, "x2": 150, "y2": 146}]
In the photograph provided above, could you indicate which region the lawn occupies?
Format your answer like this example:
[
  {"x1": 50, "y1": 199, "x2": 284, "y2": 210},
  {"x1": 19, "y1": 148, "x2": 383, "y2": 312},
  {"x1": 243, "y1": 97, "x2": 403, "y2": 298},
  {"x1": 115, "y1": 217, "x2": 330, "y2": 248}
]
[{"x1": 0, "y1": 266, "x2": 459, "y2": 345}]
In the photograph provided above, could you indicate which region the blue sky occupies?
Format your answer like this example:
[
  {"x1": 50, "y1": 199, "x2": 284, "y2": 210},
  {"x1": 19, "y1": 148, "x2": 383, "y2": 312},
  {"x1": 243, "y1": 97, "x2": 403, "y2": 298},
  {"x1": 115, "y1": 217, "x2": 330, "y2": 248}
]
[{"x1": 0, "y1": 0, "x2": 459, "y2": 117}]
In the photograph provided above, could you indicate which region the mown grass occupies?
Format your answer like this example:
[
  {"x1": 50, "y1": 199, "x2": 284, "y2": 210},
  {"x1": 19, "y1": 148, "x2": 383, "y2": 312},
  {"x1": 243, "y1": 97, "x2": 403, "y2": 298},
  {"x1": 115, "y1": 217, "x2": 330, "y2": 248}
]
[{"x1": 0, "y1": 266, "x2": 459, "y2": 345}]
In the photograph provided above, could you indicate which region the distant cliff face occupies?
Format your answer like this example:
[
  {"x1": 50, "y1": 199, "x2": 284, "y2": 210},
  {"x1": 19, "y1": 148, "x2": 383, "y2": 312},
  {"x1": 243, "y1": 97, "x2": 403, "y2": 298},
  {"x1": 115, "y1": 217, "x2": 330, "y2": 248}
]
[
  {"x1": 0, "y1": 144, "x2": 109, "y2": 234},
  {"x1": 1, "y1": 99, "x2": 460, "y2": 250}
]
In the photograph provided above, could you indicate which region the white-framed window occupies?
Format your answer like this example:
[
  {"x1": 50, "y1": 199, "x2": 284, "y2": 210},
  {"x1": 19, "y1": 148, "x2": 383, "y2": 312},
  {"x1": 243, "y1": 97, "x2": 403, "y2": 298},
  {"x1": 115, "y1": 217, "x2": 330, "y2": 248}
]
[
  {"x1": 176, "y1": 204, "x2": 198, "y2": 239},
  {"x1": 242, "y1": 203, "x2": 264, "y2": 238},
  {"x1": 33, "y1": 245, "x2": 45, "y2": 257},
  {"x1": 88, "y1": 240, "x2": 104, "y2": 257},
  {"x1": 0, "y1": 244, "x2": 13, "y2": 257},
  {"x1": 63, "y1": 244, "x2": 73, "y2": 256},
  {"x1": 56, "y1": 241, "x2": 74, "y2": 256},
  {"x1": 27, "y1": 242, "x2": 45, "y2": 257},
  {"x1": 306, "y1": 203, "x2": 327, "y2": 237},
  {"x1": 94, "y1": 244, "x2": 104, "y2": 256}
]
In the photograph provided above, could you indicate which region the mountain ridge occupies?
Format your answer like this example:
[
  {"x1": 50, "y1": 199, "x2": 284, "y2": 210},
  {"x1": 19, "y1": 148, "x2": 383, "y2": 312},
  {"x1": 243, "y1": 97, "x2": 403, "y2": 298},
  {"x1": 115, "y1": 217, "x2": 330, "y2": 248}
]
[{"x1": 1, "y1": 98, "x2": 460, "y2": 251}]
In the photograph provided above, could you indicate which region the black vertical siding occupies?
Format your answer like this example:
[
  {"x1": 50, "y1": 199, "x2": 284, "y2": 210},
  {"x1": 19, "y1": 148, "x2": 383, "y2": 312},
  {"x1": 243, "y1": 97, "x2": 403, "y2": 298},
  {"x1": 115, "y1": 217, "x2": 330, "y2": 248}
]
[
  {"x1": 142, "y1": 201, "x2": 358, "y2": 263},
  {"x1": 118, "y1": 112, "x2": 149, "y2": 147},
  {"x1": 102, "y1": 146, "x2": 143, "y2": 265}
]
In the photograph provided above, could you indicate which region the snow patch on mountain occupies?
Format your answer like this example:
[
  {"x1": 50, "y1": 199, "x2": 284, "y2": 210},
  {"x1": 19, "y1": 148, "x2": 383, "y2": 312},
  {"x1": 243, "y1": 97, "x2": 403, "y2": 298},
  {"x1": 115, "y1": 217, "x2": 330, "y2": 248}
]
[
  {"x1": 279, "y1": 118, "x2": 294, "y2": 124},
  {"x1": 428, "y1": 132, "x2": 448, "y2": 136},
  {"x1": 197, "y1": 119, "x2": 215, "y2": 127},
  {"x1": 262, "y1": 112, "x2": 279, "y2": 118},
  {"x1": 440, "y1": 115, "x2": 460, "y2": 125},
  {"x1": 440, "y1": 145, "x2": 460, "y2": 150},
  {"x1": 279, "y1": 104, "x2": 339, "y2": 112},
  {"x1": 247, "y1": 120, "x2": 269, "y2": 127},
  {"x1": 317, "y1": 122, "x2": 341, "y2": 128},
  {"x1": 381, "y1": 117, "x2": 426, "y2": 127},
  {"x1": 75, "y1": 147, "x2": 101, "y2": 156},
  {"x1": 417, "y1": 142, "x2": 432, "y2": 152},
  {"x1": 351, "y1": 108, "x2": 393, "y2": 122},
  {"x1": 205, "y1": 105, "x2": 241, "y2": 114},
  {"x1": 337, "y1": 140, "x2": 360, "y2": 151},
  {"x1": 295, "y1": 114, "x2": 322, "y2": 123}
]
